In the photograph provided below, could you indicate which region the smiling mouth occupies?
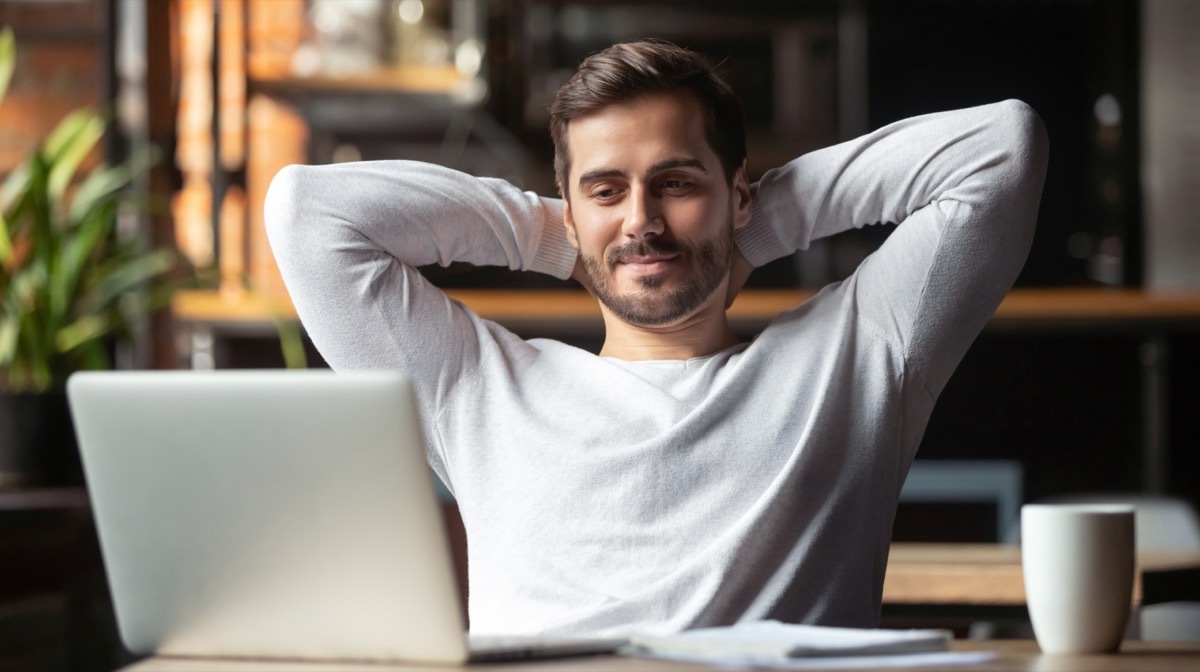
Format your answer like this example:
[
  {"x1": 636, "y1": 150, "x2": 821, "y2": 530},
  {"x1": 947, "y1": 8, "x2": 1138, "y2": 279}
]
[{"x1": 617, "y1": 254, "x2": 680, "y2": 275}]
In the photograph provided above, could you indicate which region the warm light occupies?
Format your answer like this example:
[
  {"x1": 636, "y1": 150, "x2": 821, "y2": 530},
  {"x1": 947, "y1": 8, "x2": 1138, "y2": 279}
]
[
  {"x1": 397, "y1": 0, "x2": 424, "y2": 25},
  {"x1": 455, "y1": 39, "x2": 483, "y2": 77}
]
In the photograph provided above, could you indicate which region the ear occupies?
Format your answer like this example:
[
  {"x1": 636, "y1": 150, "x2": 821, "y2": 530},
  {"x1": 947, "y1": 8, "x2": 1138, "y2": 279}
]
[
  {"x1": 562, "y1": 195, "x2": 580, "y2": 249},
  {"x1": 731, "y1": 161, "x2": 752, "y2": 231}
]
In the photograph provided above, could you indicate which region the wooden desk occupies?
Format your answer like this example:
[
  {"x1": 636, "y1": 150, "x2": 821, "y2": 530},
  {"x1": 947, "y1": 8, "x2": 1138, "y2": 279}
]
[
  {"x1": 883, "y1": 543, "x2": 1200, "y2": 606},
  {"x1": 119, "y1": 640, "x2": 1200, "y2": 672}
]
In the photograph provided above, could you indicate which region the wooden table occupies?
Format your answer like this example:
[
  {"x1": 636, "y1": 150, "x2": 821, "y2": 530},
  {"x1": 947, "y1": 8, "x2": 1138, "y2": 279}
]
[
  {"x1": 883, "y1": 543, "x2": 1200, "y2": 606},
  {"x1": 118, "y1": 640, "x2": 1200, "y2": 671}
]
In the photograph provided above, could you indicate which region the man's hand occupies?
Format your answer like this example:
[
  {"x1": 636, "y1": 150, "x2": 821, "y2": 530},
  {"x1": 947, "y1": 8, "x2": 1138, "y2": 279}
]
[{"x1": 725, "y1": 247, "x2": 753, "y2": 309}]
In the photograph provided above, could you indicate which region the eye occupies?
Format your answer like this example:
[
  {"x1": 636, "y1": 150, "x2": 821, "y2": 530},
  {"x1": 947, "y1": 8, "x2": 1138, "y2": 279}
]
[
  {"x1": 589, "y1": 185, "x2": 623, "y2": 203},
  {"x1": 658, "y1": 177, "x2": 694, "y2": 193}
]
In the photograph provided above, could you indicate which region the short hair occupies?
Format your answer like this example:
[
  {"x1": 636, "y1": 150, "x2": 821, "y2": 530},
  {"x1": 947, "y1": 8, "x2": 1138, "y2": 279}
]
[{"x1": 549, "y1": 40, "x2": 747, "y2": 199}]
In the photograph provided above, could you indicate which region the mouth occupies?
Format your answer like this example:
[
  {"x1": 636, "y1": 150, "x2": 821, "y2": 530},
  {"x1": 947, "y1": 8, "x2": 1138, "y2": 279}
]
[{"x1": 617, "y1": 253, "x2": 680, "y2": 276}]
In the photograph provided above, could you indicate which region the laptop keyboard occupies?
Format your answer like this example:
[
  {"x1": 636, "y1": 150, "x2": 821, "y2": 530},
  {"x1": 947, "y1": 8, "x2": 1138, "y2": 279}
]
[{"x1": 467, "y1": 635, "x2": 628, "y2": 662}]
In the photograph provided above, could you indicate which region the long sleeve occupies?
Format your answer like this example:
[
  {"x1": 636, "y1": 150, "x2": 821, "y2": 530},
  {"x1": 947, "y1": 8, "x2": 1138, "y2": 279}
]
[
  {"x1": 264, "y1": 161, "x2": 577, "y2": 421},
  {"x1": 735, "y1": 99, "x2": 1049, "y2": 395}
]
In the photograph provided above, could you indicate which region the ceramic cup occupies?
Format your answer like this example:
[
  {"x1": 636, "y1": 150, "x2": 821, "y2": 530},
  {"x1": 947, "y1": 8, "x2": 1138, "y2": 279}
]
[{"x1": 1021, "y1": 503, "x2": 1136, "y2": 654}]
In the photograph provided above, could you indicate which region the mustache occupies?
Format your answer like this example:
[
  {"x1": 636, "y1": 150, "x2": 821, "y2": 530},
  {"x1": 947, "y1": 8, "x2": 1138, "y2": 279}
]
[{"x1": 606, "y1": 239, "x2": 684, "y2": 268}]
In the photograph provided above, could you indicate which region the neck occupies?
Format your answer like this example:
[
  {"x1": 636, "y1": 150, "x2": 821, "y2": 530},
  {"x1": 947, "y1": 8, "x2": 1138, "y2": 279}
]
[{"x1": 597, "y1": 290, "x2": 738, "y2": 361}]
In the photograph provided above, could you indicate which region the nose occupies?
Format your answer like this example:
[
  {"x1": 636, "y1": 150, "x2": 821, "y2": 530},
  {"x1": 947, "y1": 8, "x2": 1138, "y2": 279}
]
[{"x1": 621, "y1": 184, "x2": 664, "y2": 241}]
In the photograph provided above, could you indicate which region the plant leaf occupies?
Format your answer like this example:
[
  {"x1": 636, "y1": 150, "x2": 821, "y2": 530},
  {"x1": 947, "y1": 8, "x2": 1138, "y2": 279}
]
[
  {"x1": 0, "y1": 27, "x2": 14, "y2": 106},
  {"x1": 72, "y1": 339, "x2": 110, "y2": 371},
  {"x1": 51, "y1": 199, "x2": 116, "y2": 327},
  {"x1": 0, "y1": 209, "x2": 11, "y2": 266},
  {"x1": 78, "y1": 248, "x2": 175, "y2": 316},
  {"x1": 117, "y1": 281, "x2": 176, "y2": 328},
  {"x1": 271, "y1": 312, "x2": 308, "y2": 370},
  {"x1": 68, "y1": 146, "x2": 158, "y2": 224},
  {"x1": 58, "y1": 280, "x2": 176, "y2": 356},
  {"x1": 46, "y1": 110, "x2": 105, "y2": 202},
  {"x1": 44, "y1": 109, "x2": 100, "y2": 162},
  {"x1": 0, "y1": 161, "x2": 30, "y2": 216},
  {"x1": 8, "y1": 264, "x2": 52, "y2": 368},
  {"x1": 24, "y1": 152, "x2": 54, "y2": 266},
  {"x1": 55, "y1": 313, "x2": 110, "y2": 354},
  {"x1": 15, "y1": 302, "x2": 53, "y2": 392},
  {"x1": 0, "y1": 316, "x2": 17, "y2": 366}
]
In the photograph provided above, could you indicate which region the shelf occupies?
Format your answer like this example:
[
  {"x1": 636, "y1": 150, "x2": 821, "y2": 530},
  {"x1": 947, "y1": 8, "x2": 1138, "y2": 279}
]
[
  {"x1": 987, "y1": 288, "x2": 1200, "y2": 331},
  {"x1": 248, "y1": 65, "x2": 473, "y2": 97},
  {"x1": 172, "y1": 287, "x2": 1200, "y2": 336}
]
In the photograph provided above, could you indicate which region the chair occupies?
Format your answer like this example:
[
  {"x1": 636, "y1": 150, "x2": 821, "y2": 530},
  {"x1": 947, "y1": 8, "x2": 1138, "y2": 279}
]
[{"x1": 899, "y1": 460, "x2": 1024, "y2": 542}]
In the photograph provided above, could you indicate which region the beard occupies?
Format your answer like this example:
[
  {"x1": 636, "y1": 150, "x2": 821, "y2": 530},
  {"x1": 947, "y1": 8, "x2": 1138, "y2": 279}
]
[{"x1": 581, "y1": 223, "x2": 733, "y2": 328}]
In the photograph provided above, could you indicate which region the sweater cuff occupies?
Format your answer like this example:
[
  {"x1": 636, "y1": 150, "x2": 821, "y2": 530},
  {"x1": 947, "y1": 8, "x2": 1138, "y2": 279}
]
[
  {"x1": 528, "y1": 199, "x2": 578, "y2": 279},
  {"x1": 735, "y1": 190, "x2": 793, "y2": 267}
]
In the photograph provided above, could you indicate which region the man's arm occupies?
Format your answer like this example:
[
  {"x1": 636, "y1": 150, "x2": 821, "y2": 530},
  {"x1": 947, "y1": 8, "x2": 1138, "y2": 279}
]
[
  {"x1": 264, "y1": 160, "x2": 575, "y2": 415},
  {"x1": 735, "y1": 100, "x2": 1049, "y2": 395}
]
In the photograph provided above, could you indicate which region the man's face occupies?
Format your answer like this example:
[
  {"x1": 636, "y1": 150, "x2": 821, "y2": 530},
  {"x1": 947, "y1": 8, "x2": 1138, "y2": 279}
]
[{"x1": 562, "y1": 90, "x2": 751, "y2": 328}]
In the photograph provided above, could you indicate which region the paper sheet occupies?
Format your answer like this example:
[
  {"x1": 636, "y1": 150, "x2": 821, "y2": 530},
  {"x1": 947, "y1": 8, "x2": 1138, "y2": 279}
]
[
  {"x1": 629, "y1": 621, "x2": 953, "y2": 660},
  {"x1": 632, "y1": 650, "x2": 997, "y2": 670}
]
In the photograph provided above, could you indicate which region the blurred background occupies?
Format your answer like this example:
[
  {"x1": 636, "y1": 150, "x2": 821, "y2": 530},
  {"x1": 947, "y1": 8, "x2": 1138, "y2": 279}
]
[{"x1": 0, "y1": 0, "x2": 1197, "y2": 669}]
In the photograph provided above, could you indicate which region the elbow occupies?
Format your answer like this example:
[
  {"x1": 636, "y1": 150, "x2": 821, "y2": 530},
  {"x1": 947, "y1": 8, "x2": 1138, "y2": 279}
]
[
  {"x1": 997, "y1": 99, "x2": 1050, "y2": 185},
  {"x1": 991, "y1": 100, "x2": 1048, "y2": 248},
  {"x1": 264, "y1": 163, "x2": 313, "y2": 255}
]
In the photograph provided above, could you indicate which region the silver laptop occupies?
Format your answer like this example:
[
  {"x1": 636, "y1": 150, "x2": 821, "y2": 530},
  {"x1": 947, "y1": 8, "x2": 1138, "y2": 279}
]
[{"x1": 67, "y1": 370, "x2": 625, "y2": 664}]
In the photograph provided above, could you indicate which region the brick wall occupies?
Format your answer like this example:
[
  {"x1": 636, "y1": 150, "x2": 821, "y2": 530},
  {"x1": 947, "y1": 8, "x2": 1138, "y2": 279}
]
[{"x1": 0, "y1": 1, "x2": 105, "y2": 175}]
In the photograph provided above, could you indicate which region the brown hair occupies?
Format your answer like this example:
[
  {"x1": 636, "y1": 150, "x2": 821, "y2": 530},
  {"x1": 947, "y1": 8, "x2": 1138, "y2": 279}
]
[{"x1": 549, "y1": 40, "x2": 746, "y2": 199}]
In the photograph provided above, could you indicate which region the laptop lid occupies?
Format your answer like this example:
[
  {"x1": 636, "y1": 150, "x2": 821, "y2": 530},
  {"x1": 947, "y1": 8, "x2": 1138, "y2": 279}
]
[{"x1": 68, "y1": 370, "x2": 471, "y2": 664}]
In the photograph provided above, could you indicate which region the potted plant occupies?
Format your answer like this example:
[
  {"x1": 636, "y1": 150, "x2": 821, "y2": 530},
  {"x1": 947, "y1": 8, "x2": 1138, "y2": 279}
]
[{"x1": 0, "y1": 27, "x2": 177, "y2": 487}]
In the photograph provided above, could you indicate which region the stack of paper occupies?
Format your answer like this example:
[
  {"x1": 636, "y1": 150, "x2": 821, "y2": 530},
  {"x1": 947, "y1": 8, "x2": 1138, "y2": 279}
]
[{"x1": 627, "y1": 621, "x2": 978, "y2": 668}]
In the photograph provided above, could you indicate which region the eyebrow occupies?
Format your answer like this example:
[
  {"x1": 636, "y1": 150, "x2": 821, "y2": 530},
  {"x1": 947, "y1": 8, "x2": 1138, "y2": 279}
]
[{"x1": 576, "y1": 157, "x2": 708, "y2": 188}]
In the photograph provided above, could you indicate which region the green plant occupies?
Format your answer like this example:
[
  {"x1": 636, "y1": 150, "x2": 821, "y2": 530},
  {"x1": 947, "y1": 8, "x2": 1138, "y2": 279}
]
[{"x1": 0, "y1": 27, "x2": 177, "y2": 391}]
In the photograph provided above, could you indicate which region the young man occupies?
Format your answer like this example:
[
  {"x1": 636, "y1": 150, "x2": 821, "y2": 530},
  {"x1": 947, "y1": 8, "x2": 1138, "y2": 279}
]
[{"x1": 265, "y1": 41, "x2": 1047, "y2": 637}]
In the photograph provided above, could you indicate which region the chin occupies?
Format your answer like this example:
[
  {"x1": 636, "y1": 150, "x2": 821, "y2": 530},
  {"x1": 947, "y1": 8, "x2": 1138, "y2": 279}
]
[
  {"x1": 585, "y1": 245, "x2": 731, "y2": 328},
  {"x1": 602, "y1": 284, "x2": 719, "y2": 328}
]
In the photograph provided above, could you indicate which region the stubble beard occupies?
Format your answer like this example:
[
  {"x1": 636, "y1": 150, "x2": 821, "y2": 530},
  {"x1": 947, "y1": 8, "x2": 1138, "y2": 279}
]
[{"x1": 581, "y1": 222, "x2": 733, "y2": 328}]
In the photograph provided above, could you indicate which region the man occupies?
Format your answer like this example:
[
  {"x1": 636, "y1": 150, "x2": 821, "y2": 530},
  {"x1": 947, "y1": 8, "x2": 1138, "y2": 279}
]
[{"x1": 265, "y1": 41, "x2": 1047, "y2": 637}]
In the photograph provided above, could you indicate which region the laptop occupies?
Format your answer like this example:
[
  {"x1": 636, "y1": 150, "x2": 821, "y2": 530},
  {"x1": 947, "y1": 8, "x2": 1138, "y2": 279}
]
[{"x1": 67, "y1": 370, "x2": 626, "y2": 664}]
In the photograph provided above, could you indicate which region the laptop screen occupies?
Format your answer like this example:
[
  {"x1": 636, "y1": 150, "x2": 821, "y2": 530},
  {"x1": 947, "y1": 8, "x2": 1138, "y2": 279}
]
[{"x1": 69, "y1": 370, "x2": 470, "y2": 663}]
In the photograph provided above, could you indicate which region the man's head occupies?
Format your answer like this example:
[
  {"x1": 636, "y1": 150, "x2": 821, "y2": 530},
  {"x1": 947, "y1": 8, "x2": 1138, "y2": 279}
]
[
  {"x1": 550, "y1": 40, "x2": 747, "y2": 197},
  {"x1": 550, "y1": 41, "x2": 752, "y2": 330}
]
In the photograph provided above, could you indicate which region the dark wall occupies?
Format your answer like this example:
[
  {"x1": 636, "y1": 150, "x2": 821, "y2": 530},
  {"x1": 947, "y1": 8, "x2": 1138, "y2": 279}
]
[
  {"x1": 868, "y1": 0, "x2": 1141, "y2": 288},
  {"x1": 921, "y1": 333, "x2": 1143, "y2": 498},
  {"x1": 865, "y1": 0, "x2": 1200, "y2": 522}
]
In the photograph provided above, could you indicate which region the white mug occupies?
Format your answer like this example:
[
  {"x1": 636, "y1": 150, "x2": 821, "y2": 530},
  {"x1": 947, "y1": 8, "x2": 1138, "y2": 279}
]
[{"x1": 1021, "y1": 503, "x2": 1135, "y2": 654}]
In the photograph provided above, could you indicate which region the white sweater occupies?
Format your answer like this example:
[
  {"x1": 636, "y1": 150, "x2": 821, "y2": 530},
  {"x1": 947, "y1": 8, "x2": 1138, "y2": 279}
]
[{"x1": 265, "y1": 100, "x2": 1048, "y2": 637}]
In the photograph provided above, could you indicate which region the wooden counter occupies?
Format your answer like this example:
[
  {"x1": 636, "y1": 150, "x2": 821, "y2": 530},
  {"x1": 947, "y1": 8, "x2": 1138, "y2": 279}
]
[
  {"x1": 171, "y1": 287, "x2": 1200, "y2": 333},
  {"x1": 248, "y1": 65, "x2": 471, "y2": 97},
  {"x1": 883, "y1": 542, "x2": 1200, "y2": 606}
]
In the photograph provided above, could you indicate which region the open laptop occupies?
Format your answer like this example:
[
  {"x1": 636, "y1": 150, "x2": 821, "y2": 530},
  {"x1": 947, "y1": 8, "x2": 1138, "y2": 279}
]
[{"x1": 67, "y1": 370, "x2": 626, "y2": 664}]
